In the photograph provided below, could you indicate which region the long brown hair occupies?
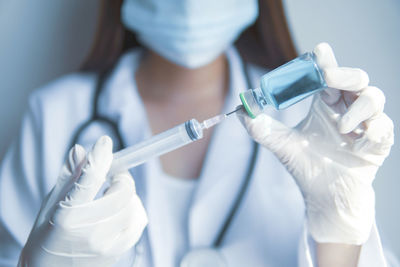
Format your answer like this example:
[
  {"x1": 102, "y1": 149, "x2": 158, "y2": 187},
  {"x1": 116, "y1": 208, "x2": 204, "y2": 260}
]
[{"x1": 81, "y1": 0, "x2": 297, "y2": 73}]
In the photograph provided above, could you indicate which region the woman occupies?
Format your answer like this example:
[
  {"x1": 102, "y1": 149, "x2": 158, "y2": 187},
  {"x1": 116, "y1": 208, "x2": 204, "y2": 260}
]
[{"x1": 0, "y1": 0, "x2": 395, "y2": 266}]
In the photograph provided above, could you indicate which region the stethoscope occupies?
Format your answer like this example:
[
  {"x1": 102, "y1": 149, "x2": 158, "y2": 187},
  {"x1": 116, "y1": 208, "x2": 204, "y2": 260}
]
[{"x1": 68, "y1": 53, "x2": 259, "y2": 267}]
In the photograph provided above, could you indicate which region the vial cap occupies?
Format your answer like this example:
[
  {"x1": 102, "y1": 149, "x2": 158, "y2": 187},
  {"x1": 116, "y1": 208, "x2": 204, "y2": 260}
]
[{"x1": 239, "y1": 90, "x2": 262, "y2": 119}]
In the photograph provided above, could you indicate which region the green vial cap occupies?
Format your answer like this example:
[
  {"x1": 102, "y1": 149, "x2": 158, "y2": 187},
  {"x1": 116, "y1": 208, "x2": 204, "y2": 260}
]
[{"x1": 239, "y1": 90, "x2": 263, "y2": 119}]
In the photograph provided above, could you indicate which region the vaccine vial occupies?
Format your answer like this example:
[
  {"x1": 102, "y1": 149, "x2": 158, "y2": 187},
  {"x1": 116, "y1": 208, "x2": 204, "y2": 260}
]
[{"x1": 239, "y1": 52, "x2": 327, "y2": 118}]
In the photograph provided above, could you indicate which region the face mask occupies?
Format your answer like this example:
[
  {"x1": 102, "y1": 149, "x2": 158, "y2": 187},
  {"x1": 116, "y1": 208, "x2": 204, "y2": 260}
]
[{"x1": 121, "y1": 0, "x2": 258, "y2": 69}]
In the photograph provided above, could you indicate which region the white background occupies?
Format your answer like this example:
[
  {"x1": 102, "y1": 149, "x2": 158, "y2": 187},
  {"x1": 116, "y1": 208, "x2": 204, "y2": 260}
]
[{"x1": 0, "y1": 0, "x2": 399, "y2": 257}]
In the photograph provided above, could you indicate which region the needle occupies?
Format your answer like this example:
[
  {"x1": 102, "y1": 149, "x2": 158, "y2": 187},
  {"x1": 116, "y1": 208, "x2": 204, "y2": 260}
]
[
  {"x1": 225, "y1": 105, "x2": 243, "y2": 116},
  {"x1": 200, "y1": 106, "x2": 244, "y2": 130}
]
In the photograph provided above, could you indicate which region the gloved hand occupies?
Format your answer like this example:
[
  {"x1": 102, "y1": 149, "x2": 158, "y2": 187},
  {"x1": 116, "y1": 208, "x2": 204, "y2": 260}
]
[
  {"x1": 239, "y1": 43, "x2": 394, "y2": 245},
  {"x1": 18, "y1": 136, "x2": 148, "y2": 267}
]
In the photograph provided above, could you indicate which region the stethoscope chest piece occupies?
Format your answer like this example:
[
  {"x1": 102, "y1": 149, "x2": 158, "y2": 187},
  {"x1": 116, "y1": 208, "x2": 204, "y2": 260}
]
[{"x1": 180, "y1": 248, "x2": 228, "y2": 267}]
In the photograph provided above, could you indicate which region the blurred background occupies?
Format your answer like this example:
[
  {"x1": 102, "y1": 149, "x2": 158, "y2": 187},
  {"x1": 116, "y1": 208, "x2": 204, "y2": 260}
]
[{"x1": 0, "y1": 0, "x2": 399, "y2": 257}]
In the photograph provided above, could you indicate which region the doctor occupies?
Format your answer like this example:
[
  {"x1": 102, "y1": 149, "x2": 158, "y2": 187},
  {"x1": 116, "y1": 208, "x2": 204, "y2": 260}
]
[{"x1": 0, "y1": 0, "x2": 396, "y2": 266}]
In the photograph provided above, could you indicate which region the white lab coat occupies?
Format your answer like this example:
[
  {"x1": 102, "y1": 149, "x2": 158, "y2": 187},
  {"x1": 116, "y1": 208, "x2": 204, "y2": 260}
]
[{"x1": 0, "y1": 47, "x2": 396, "y2": 267}]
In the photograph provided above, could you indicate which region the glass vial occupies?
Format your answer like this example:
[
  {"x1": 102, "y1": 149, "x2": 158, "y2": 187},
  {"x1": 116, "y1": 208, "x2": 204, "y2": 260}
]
[{"x1": 239, "y1": 52, "x2": 327, "y2": 118}]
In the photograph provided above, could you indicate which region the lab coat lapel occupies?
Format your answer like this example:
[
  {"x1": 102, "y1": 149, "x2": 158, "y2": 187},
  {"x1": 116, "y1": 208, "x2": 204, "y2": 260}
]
[{"x1": 188, "y1": 47, "x2": 254, "y2": 247}]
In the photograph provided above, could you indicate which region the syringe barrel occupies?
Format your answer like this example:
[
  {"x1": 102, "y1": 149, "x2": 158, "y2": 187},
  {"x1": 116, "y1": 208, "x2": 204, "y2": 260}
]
[{"x1": 108, "y1": 119, "x2": 203, "y2": 177}]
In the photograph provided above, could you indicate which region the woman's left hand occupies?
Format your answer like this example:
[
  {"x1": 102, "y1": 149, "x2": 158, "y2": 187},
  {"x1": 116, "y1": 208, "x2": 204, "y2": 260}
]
[{"x1": 239, "y1": 42, "x2": 394, "y2": 245}]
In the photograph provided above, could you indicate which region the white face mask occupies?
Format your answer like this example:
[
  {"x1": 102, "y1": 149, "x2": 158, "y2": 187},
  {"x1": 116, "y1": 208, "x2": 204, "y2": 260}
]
[{"x1": 121, "y1": 0, "x2": 258, "y2": 69}]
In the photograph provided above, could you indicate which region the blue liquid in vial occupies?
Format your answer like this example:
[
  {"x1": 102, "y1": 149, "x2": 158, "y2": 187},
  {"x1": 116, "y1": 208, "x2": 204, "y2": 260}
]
[
  {"x1": 259, "y1": 52, "x2": 326, "y2": 110},
  {"x1": 239, "y1": 52, "x2": 327, "y2": 118}
]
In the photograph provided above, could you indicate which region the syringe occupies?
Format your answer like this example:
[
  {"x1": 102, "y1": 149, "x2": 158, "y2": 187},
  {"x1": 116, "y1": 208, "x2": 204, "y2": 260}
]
[{"x1": 108, "y1": 109, "x2": 240, "y2": 177}]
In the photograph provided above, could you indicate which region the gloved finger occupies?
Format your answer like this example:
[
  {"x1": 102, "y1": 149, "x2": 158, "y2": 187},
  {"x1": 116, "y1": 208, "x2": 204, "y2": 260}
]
[
  {"x1": 313, "y1": 42, "x2": 338, "y2": 69},
  {"x1": 324, "y1": 67, "x2": 369, "y2": 92},
  {"x1": 53, "y1": 172, "x2": 136, "y2": 227},
  {"x1": 364, "y1": 112, "x2": 394, "y2": 146},
  {"x1": 56, "y1": 144, "x2": 86, "y2": 189},
  {"x1": 313, "y1": 42, "x2": 341, "y2": 104},
  {"x1": 339, "y1": 86, "x2": 385, "y2": 134},
  {"x1": 65, "y1": 136, "x2": 114, "y2": 205},
  {"x1": 104, "y1": 171, "x2": 136, "y2": 195},
  {"x1": 87, "y1": 194, "x2": 148, "y2": 256},
  {"x1": 46, "y1": 144, "x2": 87, "y2": 210},
  {"x1": 237, "y1": 109, "x2": 301, "y2": 158},
  {"x1": 99, "y1": 196, "x2": 148, "y2": 257},
  {"x1": 51, "y1": 194, "x2": 141, "y2": 256},
  {"x1": 353, "y1": 113, "x2": 394, "y2": 164},
  {"x1": 37, "y1": 144, "x2": 87, "y2": 225}
]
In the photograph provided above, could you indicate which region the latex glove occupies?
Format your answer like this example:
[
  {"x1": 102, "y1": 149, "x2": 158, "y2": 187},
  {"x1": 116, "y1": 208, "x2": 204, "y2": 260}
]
[
  {"x1": 239, "y1": 43, "x2": 394, "y2": 245},
  {"x1": 18, "y1": 136, "x2": 148, "y2": 267}
]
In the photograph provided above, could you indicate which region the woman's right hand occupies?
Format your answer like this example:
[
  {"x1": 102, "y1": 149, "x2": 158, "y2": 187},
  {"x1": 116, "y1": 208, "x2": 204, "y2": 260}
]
[{"x1": 18, "y1": 136, "x2": 148, "y2": 267}]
